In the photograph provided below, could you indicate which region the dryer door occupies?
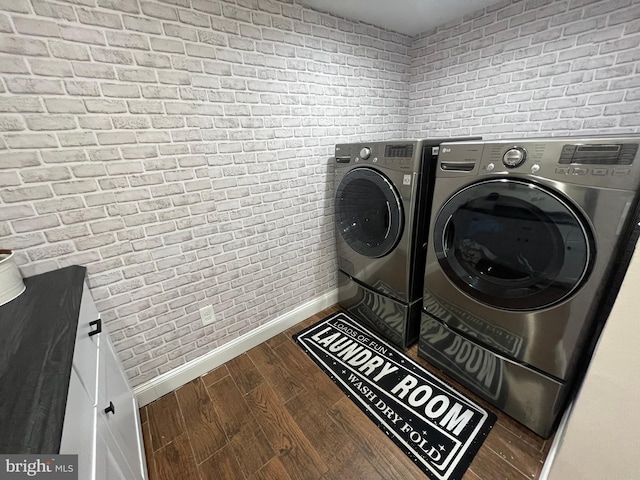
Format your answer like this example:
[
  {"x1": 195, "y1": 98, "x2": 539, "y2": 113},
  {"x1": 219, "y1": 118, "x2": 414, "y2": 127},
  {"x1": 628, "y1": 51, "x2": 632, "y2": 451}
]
[
  {"x1": 336, "y1": 167, "x2": 404, "y2": 258},
  {"x1": 433, "y1": 179, "x2": 593, "y2": 310}
]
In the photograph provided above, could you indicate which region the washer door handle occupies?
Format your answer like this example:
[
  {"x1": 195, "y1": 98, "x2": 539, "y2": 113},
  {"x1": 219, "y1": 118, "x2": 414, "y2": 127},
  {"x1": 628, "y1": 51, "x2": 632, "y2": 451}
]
[{"x1": 384, "y1": 201, "x2": 392, "y2": 239}]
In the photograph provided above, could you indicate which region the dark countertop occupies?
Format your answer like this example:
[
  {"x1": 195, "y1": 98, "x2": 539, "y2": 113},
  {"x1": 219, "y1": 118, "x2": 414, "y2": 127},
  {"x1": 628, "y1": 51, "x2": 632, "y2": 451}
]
[{"x1": 0, "y1": 265, "x2": 86, "y2": 454}]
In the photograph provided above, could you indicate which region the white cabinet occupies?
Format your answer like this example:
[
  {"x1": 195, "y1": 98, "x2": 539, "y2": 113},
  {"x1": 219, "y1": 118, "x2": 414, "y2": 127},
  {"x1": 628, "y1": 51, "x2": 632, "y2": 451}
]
[
  {"x1": 60, "y1": 282, "x2": 148, "y2": 480},
  {"x1": 98, "y1": 338, "x2": 147, "y2": 480},
  {"x1": 62, "y1": 369, "x2": 97, "y2": 479},
  {"x1": 96, "y1": 431, "x2": 134, "y2": 480}
]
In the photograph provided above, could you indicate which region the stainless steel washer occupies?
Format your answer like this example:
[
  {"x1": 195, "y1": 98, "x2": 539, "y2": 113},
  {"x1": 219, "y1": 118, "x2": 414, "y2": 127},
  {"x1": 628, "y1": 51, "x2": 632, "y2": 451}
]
[
  {"x1": 418, "y1": 137, "x2": 640, "y2": 437},
  {"x1": 334, "y1": 138, "x2": 479, "y2": 349}
]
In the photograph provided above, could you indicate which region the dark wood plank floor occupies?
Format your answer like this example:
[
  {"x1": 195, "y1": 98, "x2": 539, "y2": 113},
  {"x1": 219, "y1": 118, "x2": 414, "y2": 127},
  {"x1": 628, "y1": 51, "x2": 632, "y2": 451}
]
[{"x1": 141, "y1": 306, "x2": 553, "y2": 480}]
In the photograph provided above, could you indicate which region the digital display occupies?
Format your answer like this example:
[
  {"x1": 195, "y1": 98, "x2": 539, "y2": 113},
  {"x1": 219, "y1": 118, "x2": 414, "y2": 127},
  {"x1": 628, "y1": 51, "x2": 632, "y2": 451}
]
[
  {"x1": 576, "y1": 145, "x2": 620, "y2": 153},
  {"x1": 385, "y1": 144, "x2": 414, "y2": 158},
  {"x1": 559, "y1": 143, "x2": 638, "y2": 165}
]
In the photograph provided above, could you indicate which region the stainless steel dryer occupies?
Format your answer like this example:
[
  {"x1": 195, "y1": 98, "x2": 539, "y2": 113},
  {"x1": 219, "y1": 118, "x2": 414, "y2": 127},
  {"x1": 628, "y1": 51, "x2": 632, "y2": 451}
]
[
  {"x1": 334, "y1": 138, "x2": 479, "y2": 349},
  {"x1": 418, "y1": 137, "x2": 640, "y2": 437}
]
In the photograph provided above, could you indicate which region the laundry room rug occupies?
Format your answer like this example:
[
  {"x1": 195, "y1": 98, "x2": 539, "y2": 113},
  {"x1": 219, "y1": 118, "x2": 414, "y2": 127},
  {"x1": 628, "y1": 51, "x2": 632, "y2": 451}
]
[{"x1": 293, "y1": 312, "x2": 496, "y2": 480}]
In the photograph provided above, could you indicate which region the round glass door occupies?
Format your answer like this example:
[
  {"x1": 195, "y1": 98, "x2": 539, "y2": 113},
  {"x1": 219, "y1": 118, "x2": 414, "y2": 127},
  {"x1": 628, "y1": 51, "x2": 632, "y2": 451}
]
[
  {"x1": 335, "y1": 167, "x2": 404, "y2": 258},
  {"x1": 433, "y1": 179, "x2": 593, "y2": 310}
]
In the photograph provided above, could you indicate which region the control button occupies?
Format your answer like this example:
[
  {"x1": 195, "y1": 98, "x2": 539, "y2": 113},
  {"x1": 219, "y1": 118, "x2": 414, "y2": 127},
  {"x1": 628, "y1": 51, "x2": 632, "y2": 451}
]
[
  {"x1": 372, "y1": 157, "x2": 378, "y2": 163},
  {"x1": 572, "y1": 167, "x2": 588, "y2": 175},
  {"x1": 613, "y1": 168, "x2": 631, "y2": 176},
  {"x1": 360, "y1": 147, "x2": 371, "y2": 160},
  {"x1": 503, "y1": 147, "x2": 526, "y2": 168},
  {"x1": 486, "y1": 163, "x2": 495, "y2": 172},
  {"x1": 592, "y1": 168, "x2": 608, "y2": 176},
  {"x1": 555, "y1": 167, "x2": 570, "y2": 174},
  {"x1": 531, "y1": 164, "x2": 540, "y2": 173}
]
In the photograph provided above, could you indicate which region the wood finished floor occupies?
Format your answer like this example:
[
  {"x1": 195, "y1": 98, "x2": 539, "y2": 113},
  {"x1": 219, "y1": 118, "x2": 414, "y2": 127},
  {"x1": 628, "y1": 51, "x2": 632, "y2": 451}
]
[{"x1": 141, "y1": 306, "x2": 553, "y2": 480}]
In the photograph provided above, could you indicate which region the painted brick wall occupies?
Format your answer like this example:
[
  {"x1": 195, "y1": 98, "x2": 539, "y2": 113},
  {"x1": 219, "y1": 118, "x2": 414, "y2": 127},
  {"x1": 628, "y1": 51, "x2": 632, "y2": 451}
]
[
  {"x1": 5, "y1": 0, "x2": 638, "y2": 388},
  {"x1": 408, "y1": 0, "x2": 640, "y2": 138},
  {"x1": 0, "y1": 0, "x2": 411, "y2": 386}
]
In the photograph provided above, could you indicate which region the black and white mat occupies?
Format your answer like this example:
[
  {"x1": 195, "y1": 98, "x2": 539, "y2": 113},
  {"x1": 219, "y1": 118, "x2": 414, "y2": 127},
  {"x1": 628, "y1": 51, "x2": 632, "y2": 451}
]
[{"x1": 294, "y1": 312, "x2": 496, "y2": 480}]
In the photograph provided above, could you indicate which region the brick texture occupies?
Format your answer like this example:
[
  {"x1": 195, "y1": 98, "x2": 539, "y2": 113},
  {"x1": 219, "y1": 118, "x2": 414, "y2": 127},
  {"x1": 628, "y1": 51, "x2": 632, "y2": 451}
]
[
  {"x1": 2, "y1": 0, "x2": 639, "y2": 388},
  {"x1": 408, "y1": 0, "x2": 640, "y2": 138},
  {"x1": 0, "y1": 0, "x2": 411, "y2": 386}
]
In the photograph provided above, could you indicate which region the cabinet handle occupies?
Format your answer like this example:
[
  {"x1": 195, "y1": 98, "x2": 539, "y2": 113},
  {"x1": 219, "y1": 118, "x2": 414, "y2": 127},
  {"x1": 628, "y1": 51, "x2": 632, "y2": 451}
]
[
  {"x1": 88, "y1": 319, "x2": 102, "y2": 337},
  {"x1": 104, "y1": 401, "x2": 115, "y2": 415}
]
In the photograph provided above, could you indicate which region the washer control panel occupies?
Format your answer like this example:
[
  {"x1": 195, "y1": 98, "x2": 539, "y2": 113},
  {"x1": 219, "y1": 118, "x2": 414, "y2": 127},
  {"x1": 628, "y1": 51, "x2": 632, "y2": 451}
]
[{"x1": 334, "y1": 141, "x2": 422, "y2": 172}]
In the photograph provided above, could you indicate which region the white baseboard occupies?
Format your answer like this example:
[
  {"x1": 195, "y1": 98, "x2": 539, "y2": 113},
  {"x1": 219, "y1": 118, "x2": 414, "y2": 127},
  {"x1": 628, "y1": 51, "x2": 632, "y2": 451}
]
[{"x1": 134, "y1": 288, "x2": 338, "y2": 406}]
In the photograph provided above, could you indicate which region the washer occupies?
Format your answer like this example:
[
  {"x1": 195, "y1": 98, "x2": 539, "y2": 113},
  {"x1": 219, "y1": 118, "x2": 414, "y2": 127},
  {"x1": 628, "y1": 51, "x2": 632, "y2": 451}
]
[
  {"x1": 334, "y1": 138, "x2": 478, "y2": 349},
  {"x1": 418, "y1": 137, "x2": 640, "y2": 437}
]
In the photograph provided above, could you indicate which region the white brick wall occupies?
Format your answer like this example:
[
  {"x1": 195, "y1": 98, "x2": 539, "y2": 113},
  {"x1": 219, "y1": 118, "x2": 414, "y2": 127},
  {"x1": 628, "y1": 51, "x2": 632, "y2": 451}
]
[
  {"x1": 3, "y1": 0, "x2": 639, "y2": 387},
  {"x1": 0, "y1": 0, "x2": 411, "y2": 386},
  {"x1": 408, "y1": 0, "x2": 640, "y2": 138}
]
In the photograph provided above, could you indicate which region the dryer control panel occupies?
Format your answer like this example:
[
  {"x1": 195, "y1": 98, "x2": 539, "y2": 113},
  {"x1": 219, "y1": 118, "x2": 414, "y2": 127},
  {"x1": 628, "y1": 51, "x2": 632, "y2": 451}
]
[
  {"x1": 437, "y1": 137, "x2": 640, "y2": 190},
  {"x1": 558, "y1": 143, "x2": 638, "y2": 166}
]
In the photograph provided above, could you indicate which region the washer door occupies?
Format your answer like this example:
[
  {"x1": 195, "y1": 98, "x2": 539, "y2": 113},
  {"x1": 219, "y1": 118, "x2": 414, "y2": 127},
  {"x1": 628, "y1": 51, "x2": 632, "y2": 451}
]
[
  {"x1": 433, "y1": 179, "x2": 593, "y2": 310},
  {"x1": 336, "y1": 167, "x2": 404, "y2": 258}
]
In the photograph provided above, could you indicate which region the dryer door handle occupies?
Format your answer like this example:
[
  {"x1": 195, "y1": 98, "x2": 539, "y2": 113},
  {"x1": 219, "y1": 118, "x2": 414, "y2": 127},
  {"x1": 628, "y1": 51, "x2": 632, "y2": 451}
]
[{"x1": 442, "y1": 217, "x2": 454, "y2": 256}]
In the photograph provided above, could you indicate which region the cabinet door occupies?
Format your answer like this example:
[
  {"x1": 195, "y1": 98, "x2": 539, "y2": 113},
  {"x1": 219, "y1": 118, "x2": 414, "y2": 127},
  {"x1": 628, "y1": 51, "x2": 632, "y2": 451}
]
[
  {"x1": 73, "y1": 282, "x2": 100, "y2": 403},
  {"x1": 60, "y1": 368, "x2": 97, "y2": 480},
  {"x1": 95, "y1": 425, "x2": 135, "y2": 480},
  {"x1": 98, "y1": 335, "x2": 148, "y2": 480}
]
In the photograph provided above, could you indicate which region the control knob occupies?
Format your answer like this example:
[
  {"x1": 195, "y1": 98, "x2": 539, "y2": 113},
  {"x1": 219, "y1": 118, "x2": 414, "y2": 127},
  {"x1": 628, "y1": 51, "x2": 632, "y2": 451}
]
[
  {"x1": 503, "y1": 147, "x2": 526, "y2": 168},
  {"x1": 360, "y1": 147, "x2": 371, "y2": 160}
]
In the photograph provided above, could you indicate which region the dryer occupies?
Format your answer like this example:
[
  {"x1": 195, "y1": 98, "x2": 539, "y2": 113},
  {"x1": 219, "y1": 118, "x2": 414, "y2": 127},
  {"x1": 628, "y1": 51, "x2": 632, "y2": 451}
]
[
  {"x1": 418, "y1": 137, "x2": 640, "y2": 437},
  {"x1": 334, "y1": 138, "x2": 478, "y2": 349}
]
